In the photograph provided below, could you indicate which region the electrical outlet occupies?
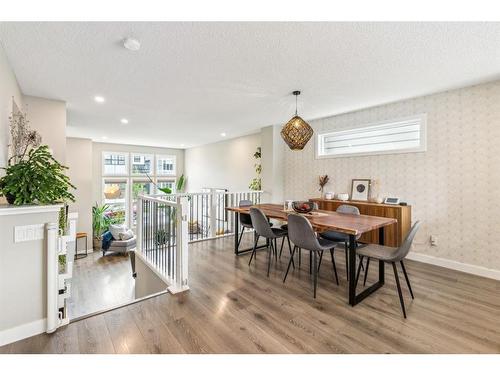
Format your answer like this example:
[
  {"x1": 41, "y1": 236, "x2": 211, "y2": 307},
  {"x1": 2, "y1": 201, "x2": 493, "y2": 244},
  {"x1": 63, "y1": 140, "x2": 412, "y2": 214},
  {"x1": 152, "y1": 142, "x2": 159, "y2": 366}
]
[{"x1": 430, "y1": 235, "x2": 438, "y2": 246}]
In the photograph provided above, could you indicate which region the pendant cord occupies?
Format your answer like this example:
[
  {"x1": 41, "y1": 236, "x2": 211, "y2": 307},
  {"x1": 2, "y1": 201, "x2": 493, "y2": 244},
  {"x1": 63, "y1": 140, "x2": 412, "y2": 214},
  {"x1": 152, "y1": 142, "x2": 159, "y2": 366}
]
[{"x1": 295, "y1": 94, "x2": 298, "y2": 116}]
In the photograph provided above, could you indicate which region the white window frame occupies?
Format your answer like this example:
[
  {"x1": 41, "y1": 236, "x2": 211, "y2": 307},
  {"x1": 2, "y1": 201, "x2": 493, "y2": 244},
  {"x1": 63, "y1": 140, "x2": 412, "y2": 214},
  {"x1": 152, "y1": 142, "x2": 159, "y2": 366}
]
[
  {"x1": 156, "y1": 154, "x2": 177, "y2": 176},
  {"x1": 315, "y1": 114, "x2": 427, "y2": 159},
  {"x1": 130, "y1": 178, "x2": 155, "y2": 228},
  {"x1": 102, "y1": 151, "x2": 129, "y2": 176},
  {"x1": 130, "y1": 153, "x2": 154, "y2": 176}
]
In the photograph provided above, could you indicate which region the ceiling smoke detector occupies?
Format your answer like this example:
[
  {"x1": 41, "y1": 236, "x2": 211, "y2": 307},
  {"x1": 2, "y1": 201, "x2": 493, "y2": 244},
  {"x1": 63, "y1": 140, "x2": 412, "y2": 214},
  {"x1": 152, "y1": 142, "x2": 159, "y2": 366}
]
[{"x1": 123, "y1": 37, "x2": 141, "y2": 51}]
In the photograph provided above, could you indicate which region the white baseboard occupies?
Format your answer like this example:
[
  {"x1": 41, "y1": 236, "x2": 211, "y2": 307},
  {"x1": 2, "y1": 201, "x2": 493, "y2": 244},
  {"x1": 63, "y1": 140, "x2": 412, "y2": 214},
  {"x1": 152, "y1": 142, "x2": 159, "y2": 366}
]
[
  {"x1": 407, "y1": 252, "x2": 500, "y2": 281},
  {"x1": 0, "y1": 318, "x2": 46, "y2": 347}
]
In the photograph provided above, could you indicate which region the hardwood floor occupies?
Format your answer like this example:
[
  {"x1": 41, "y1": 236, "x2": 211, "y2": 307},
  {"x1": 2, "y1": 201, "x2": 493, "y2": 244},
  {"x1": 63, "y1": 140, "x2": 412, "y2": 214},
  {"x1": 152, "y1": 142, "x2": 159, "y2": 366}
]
[
  {"x1": 2, "y1": 233, "x2": 500, "y2": 353},
  {"x1": 68, "y1": 250, "x2": 135, "y2": 319}
]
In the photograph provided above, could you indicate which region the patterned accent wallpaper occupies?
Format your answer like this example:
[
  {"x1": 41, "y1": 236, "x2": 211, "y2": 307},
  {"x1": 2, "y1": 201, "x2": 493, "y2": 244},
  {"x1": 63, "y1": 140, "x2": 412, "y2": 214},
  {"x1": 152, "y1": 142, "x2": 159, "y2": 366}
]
[{"x1": 284, "y1": 80, "x2": 500, "y2": 270}]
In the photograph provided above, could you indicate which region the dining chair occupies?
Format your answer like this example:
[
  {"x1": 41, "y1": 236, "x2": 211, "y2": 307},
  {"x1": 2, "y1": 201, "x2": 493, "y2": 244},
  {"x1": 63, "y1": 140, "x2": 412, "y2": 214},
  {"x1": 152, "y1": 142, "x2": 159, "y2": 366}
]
[
  {"x1": 281, "y1": 201, "x2": 319, "y2": 268},
  {"x1": 355, "y1": 221, "x2": 421, "y2": 318},
  {"x1": 249, "y1": 207, "x2": 294, "y2": 276},
  {"x1": 319, "y1": 204, "x2": 363, "y2": 279},
  {"x1": 237, "y1": 199, "x2": 254, "y2": 250},
  {"x1": 284, "y1": 214, "x2": 339, "y2": 298}
]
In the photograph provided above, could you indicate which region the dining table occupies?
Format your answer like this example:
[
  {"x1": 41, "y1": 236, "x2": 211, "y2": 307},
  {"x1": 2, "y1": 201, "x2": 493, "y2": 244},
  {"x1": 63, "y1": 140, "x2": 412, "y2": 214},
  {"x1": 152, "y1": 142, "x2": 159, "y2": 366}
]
[{"x1": 226, "y1": 203, "x2": 397, "y2": 306}]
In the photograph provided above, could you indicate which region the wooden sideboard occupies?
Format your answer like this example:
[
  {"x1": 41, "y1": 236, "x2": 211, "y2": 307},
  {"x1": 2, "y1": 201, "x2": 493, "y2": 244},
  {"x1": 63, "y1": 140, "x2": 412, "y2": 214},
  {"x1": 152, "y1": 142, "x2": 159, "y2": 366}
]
[{"x1": 310, "y1": 198, "x2": 412, "y2": 247}]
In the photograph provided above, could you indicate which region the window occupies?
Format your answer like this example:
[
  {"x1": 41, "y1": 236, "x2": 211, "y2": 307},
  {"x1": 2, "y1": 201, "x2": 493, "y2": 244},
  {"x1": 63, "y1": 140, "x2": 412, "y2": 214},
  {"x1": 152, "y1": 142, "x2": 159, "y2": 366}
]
[
  {"x1": 131, "y1": 153, "x2": 153, "y2": 175},
  {"x1": 156, "y1": 155, "x2": 176, "y2": 176},
  {"x1": 103, "y1": 152, "x2": 128, "y2": 175},
  {"x1": 102, "y1": 178, "x2": 128, "y2": 225},
  {"x1": 156, "y1": 179, "x2": 176, "y2": 194},
  {"x1": 101, "y1": 151, "x2": 179, "y2": 228},
  {"x1": 316, "y1": 114, "x2": 427, "y2": 158},
  {"x1": 131, "y1": 180, "x2": 154, "y2": 227}
]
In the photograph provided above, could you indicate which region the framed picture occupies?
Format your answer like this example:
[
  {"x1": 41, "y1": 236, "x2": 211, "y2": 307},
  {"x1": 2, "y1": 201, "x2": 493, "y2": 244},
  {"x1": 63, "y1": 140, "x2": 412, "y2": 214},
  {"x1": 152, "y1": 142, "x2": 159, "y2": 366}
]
[{"x1": 351, "y1": 179, "x2": 371, "y2": 201}]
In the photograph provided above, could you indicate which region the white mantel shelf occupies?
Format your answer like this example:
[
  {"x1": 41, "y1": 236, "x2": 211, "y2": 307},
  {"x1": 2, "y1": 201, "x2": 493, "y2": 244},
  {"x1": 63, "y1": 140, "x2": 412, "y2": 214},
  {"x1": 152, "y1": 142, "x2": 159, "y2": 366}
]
[{"x1": 0, "y1": 204, "x2": 63, "y2": 216}]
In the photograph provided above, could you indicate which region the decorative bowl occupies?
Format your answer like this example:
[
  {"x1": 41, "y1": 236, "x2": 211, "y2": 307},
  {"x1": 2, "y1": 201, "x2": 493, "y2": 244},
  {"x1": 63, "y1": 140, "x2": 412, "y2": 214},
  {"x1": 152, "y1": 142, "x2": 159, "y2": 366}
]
[
  {"x1": 292, "y1": 201, "x2": 315, "y2": 214},
  {"x1": 337, "y1": 193, "x2": 349, "y2": 201}
]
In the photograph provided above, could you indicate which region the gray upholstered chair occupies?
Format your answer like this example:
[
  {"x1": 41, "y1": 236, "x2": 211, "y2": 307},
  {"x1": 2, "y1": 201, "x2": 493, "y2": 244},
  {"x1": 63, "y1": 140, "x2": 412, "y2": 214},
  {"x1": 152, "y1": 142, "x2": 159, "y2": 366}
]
[
  {"x1": 249, "y1": 207, "x2": 294, "y2": 276},
  {"x1": 319, "y1": 204, "x2": 363, "y2": 279},
  {"x1": 237, "y1": 200, "x2": 254, "y2": 250},
  {"x1": 284, "y1": 214, "x2": 339, "y2": 298},
  {"x1": 355, "y1": 221, "x2": 421, "y2": 318}
]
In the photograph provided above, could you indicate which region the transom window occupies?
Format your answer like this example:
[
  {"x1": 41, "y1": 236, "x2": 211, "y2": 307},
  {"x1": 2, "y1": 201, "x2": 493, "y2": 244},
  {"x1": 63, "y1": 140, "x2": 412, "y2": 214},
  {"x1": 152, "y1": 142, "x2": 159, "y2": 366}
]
[{"x1": 316, "y1": 114, "x2": 427, "y2": 158}]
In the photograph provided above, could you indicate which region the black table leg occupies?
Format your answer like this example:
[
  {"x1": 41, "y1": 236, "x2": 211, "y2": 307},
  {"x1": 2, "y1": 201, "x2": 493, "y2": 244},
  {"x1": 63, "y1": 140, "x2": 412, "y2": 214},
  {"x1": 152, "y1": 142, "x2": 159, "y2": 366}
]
[
  {"x1": 348, "y1": 234, "x2": 357, "y2": 305},
  {"x1": 234, "y1": 211, "x2": 239, "y2": 255},
  {"x1": 378, "y1": 227, "x2": 385, "y2": 284},
  {"x1": 233, "y1": 211, "x2": 268, "y2": 256}
]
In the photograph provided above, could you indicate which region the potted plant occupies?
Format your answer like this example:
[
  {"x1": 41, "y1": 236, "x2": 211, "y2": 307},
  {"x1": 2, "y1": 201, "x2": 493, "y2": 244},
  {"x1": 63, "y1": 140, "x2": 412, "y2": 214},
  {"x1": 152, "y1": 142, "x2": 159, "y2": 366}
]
[
  {"x1": 249, "y1": 147, "x2": 262, "y2": 191},
  {"x1": 92, "y1": 203, "x2": 112, "y2": 250},
  {"x1": 0, "y1": 145, "x2": 75, "y2": 205}
]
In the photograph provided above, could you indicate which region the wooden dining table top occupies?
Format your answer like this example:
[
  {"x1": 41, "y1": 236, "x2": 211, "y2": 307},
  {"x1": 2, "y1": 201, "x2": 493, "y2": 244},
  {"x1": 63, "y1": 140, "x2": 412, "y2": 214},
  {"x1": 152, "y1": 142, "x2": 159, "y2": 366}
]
[{"x1": 227, "y1": 203, "x2": 397, "y2": 236}]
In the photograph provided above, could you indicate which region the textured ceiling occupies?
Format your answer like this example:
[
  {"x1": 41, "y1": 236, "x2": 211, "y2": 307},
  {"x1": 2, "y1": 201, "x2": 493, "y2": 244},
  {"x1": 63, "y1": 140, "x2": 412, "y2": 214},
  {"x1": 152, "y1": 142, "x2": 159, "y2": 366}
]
[{"x1": 1, "y1": 22, "x2": 500, "y2": 148}]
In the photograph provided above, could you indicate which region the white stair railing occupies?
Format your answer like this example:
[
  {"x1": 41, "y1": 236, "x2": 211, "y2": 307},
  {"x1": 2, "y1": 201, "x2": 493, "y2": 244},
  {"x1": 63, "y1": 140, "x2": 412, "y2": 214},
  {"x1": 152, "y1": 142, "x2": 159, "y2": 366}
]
[{"x1": 136, "y1": 195, "x2": 189, "y2": 294}]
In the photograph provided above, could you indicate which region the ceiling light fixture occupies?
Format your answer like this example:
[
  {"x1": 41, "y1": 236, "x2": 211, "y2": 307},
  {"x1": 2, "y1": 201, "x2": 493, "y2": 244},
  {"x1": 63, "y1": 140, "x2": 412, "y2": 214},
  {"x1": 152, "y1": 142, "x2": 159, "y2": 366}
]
[
  {"x1": 101, "y1": 136, "x2": 108, "y2": 140},
  {"x1": 94, "y1": 96, "x2": 105, "y2": 103},
  {"x1": 220, "y1": 132, "x2": 226, "y2": 137},
  {"x1": 280, "y1": 90, "x2": 314, "y2": 151},
  {"x1": 123, "y1": 37, "x2": 141, "y2": 51},
  {"x1": 120, "y1": 118, "x2": 129, "y2": 124}
]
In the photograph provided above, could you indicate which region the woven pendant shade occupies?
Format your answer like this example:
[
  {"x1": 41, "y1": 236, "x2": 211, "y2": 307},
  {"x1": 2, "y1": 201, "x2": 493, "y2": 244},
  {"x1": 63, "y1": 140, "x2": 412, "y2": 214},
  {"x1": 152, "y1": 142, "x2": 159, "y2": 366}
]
[{"x1": 281, "y1": 115, "x2": 314, "y2": 150}]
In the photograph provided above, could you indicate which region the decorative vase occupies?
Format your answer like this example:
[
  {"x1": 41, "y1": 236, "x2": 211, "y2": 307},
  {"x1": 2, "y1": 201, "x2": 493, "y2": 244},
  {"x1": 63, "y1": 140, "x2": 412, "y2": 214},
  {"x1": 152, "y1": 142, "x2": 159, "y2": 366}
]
[
  {"x1": 325, "y1": 192, "x2": 334, "y2": 200},
  {"x1": 337, "y1": 193, "x2": 349, "y2": 201}
]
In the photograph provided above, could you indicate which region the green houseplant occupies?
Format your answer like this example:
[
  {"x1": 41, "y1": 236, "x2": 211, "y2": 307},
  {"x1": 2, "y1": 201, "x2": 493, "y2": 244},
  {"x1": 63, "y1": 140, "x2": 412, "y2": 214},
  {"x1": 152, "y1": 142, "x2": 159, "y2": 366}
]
[
  {"x1": 249, "y1": 147, "x2": 261, "y2": 190},
  {"x1": 0, "y1": 145, "x2": 75, "y2": 205}
]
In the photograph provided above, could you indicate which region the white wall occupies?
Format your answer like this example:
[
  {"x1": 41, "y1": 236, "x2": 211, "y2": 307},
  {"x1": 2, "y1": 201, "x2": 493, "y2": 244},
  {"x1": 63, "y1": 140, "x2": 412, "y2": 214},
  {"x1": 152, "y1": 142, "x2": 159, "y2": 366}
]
[
  {"x1": 24, "y1": 95, "x2": 67, "y2": 164},
  {"x1": 0, "y1": 43, "x2": 23, "y2": 176},
  {"x1": 260, "y1": 125, "x2": 285, "y2": 203},
  {"x1": 66, "y1": 138, "x2": 93, "y2": 243},
  {"x1": 284, "y1": 80, "x2": 500, "y2": 272},
  {"x1": 185, "y1": 133, "x2": 261, "y2": 192}
]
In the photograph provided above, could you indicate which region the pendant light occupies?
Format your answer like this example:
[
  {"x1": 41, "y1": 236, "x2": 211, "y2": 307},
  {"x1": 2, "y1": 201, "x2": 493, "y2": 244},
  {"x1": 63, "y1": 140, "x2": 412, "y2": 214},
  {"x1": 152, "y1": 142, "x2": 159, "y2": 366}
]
[{"x1": 280, "y1": 91, "x2": 314, "y2": 150}]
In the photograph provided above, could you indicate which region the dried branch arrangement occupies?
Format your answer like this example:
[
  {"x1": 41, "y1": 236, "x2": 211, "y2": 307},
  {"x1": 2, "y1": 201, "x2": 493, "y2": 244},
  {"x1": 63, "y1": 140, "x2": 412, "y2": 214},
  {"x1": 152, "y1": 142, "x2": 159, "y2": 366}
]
[{"x1": 8, "y1": 108, "x2": 41, "y2": 165}]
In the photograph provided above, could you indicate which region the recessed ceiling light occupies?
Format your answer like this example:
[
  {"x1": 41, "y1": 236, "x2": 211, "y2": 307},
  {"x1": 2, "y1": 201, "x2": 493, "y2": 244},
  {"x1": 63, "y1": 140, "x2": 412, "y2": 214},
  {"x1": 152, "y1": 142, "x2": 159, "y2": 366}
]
[
  {"x1": 120, "y1": 118, "x2": 129, "y2": 124},
  {"x1": 180, "y1": 144, "x2": 185, "y2": 147},
  {"x1": 123, "y1": 37, "x2": 141, "y2": 51},
  {"x1": 94, "y1": 96, "x2": 105, "y2": 103},
  {"x1": 220, "y1": 132, "x2": 226, "y2": 137},
  {"x1": 101, "y1": 136, "x2": 108, "y2": 140}
]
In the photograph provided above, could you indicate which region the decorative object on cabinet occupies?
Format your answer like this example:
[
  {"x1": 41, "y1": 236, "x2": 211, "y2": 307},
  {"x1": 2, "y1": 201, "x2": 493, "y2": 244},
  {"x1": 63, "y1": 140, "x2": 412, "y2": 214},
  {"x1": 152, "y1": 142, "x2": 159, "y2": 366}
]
[
  {"x1": 280, "y1": 91, "x2": 314, "y2": 150},
  {"x1": 310, "y1": 198, "x2": 412, "y2": 247},
  {"x1": 350, "y1": 178, "x2": 371, "y2": 201},
  {"x1": 337, "y1": 193, "x2": 349, "y2": 201},
  {"x1": 324, "y1": 192, "x2": 334, "y2": 200},
  {"x1": 318, "y1": 175, "x2": 329, "y2": 197}
]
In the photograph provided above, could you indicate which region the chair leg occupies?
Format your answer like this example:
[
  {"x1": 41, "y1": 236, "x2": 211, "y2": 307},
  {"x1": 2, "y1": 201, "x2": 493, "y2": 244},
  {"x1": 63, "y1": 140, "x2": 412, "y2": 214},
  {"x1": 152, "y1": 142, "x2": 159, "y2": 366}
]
[
  {"x1": 318, "y1": 251, "x2": 324, "y2": 272},
  {"x1": 274, "y1": 239, "x2": 278, "y2": 261},
  {"x1": 298, "y1": 248, "x2": 302, "y2": 268},
  {"x1": 267, "y1": 241, "x2": 273, "y2": 277},
  {"x1": 400, "y1": 260, "x2": 414, "y2": 299},
  {"x1": 344, "y1": 242, "x2": 349, "y2": 280},
  {"x1": 279, "y1": 237, "x2": 285, "y2": 258},
  {"x1": 392, "y1": 262, "x2": 407, "y2": 318},
  {"x1": 248, "y1": 234, "x2": 259, "y2": 266},
  {"x1": 309, "y1": 251, "x2": 312, "y2": 274},
  {"x1": 313, "y1": 251, "x2": 318, "y2": 298},
  {"x1": 283, "y1": 246, "x2": 297, "y2": 283},
  {"x1": 286, "y1": 235, "x2": 295, "y2": 269},
  {"x1": 330, "y1": 249, "x2": 339, "y2": 285},
  {"x1": 363, "y1": 257, "x2": 371, "y2": 286},
  {"x1": 355, "y1": 256, "x2": 364, "y2": 288}
]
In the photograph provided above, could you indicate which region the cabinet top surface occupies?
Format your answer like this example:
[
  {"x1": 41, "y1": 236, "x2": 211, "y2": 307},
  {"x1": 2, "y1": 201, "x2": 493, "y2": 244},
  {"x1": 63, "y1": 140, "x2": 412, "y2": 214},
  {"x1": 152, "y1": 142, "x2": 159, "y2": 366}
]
[{"x1": 310, "y1": 198, "x2": 411, "y2": 209}]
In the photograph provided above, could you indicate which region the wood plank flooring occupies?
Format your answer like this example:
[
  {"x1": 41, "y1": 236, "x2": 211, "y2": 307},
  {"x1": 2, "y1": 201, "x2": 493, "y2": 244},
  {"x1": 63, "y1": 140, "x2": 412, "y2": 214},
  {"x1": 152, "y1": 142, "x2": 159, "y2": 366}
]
[
  {"x1": 68, "y1": 250, "x2": 135, "y2": 319},
  {"x1": 2, "y1": 233, "x2": 500, "y2": 353}
]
